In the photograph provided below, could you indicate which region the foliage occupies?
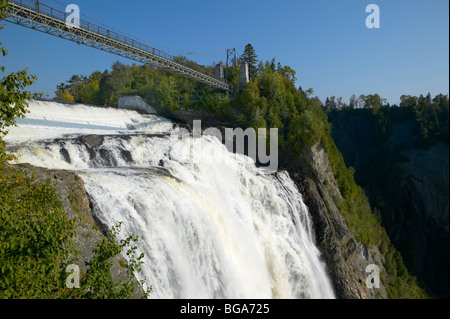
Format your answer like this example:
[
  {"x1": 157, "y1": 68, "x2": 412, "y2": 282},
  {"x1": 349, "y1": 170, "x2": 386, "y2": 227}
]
[
  {"x1": 0, "y1": 66, "x2": 38, "y2": 135},
  {"x1": 0, "y1": 167, "x2": 76, "y2": 298},
  {"x1": 0, "y1": 167, "x2": 152, "y2": 299},
  {"x1": 411, "y1": 93, "x2": 449, "y2": 148},
  {"x1": 240, "y1": 44, "x2": 258, "y2": 80},
  {"x1": 199, "y1": 92, "x2": 232, "y2": 117},
  {"x1": 326, "y1": 93, "x2": 449, "y2": 149},
  {"x1": 323, "y1": 93, "x2": 387, "y2": 111},
  {"x1": 55, "y1": 61, "x2": 232, "y2": 119},
  {"x1": 54, "y1": 89, "x2": 75, "y2": 103},
  {"x1": 67, "y1": 222, "x2": 152, "y2": 299},
  {"x1": 1, "y1": 2, "x2": 151, "y2": 298}
]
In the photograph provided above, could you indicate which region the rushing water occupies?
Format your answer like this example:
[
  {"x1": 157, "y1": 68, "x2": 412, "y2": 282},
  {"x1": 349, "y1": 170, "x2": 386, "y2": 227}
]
[{"x1": 5, "y1": 100, "x2": 335, "y2": 299}]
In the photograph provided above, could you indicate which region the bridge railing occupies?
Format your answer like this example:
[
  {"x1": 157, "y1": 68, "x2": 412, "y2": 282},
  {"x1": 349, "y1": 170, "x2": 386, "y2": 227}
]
[{"x1": 8, "y1": 0, "x2": 208, "y2": 71}]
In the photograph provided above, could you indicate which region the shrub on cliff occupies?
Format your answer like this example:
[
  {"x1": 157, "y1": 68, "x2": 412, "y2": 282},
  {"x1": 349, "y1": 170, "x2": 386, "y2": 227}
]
[{"x1": 0, "y1": 167, "x2": 151, "y2": 298}]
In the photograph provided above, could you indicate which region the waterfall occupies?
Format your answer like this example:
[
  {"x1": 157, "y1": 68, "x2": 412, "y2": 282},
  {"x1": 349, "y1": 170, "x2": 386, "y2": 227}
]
[{"x1": 5, "y1": 100, "x2": 335, "y2": 299}]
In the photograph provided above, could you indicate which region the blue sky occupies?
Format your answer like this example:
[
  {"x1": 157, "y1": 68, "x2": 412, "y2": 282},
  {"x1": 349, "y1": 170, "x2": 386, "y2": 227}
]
[{"x1": 1, "y1": 0, "x2": 449, "y2": 104}]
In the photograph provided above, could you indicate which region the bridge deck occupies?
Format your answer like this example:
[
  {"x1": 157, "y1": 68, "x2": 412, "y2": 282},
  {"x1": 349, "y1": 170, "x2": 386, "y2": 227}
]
[{"x1": 3, "y1": 0, "x2": 230, "y2": 91}]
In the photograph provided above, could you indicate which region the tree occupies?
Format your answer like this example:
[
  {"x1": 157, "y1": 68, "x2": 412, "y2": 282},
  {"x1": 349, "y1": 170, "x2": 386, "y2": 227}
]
[
  {"x1": 426, "y1": 92, "x2": 432, "y2": 104},
  {"x1": 336, "y1": 97, "x2": 343, "y2": 109},
  {"x1": 349, "y1": 94, "x2": 357, "y2": 109},
  {"x1": 1, "y1": 0, "x2": 40, "y2": 164},
  {"x1": 400, "y1": 95, "x2": 418, "y2": 107},
  {"x1": 358, "y1": 94, "x2": 366, "y2": 108},
  {"x1": 325, "y1": 96, "x2": 337, "y2": 109},
  {"x1": 277, "y1": 64, "x2": 297, "y2": 84},
  {"x1": 269, "y1": 58, "x2": 276, "y2": 72},
  {"x1": 156, "y1": 76, "x2": 177, "y2": 111},
  {"x1": 240, "y1": 44, "x2": 258, "y2": 80},
  {"x1": 305, "y1": 88, "x2": 314, "y2": 99},
  {"x1": 55, "y1": 89, "x2": 75, "y2": 103},
  {"x1": 56, "y1": 82, "x2": 70, "y2": 93},
  {"x1": 99, "y1": 61, "x2": 131, "y2": 106},
  {"x1": 76, "y1": 77, "x2": 100, "y2": 104},
  {"x1": 67, "y1": 74, "x2": 84, "y2": 97}
]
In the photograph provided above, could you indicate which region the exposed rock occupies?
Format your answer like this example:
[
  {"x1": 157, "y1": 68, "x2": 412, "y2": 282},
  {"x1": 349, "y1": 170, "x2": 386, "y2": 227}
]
[
  {"x1": 80, "y1": 134, "x2": 105, "y2": 149},
  {"x1": 283, "y1": 143, "x2": 388, "y2": 299},
  {"x1": 295, "y1": 176, "x2": 387, "y2": 298},
  {"x1": 170, "y1": 108, "x2": 223, "y2": 127},
  {"x1": 169, "y1": 107, "x2": 239, "y2": 128},
  {"x1": 118, "y1": 95, "x2": 157, "y2": 114}
]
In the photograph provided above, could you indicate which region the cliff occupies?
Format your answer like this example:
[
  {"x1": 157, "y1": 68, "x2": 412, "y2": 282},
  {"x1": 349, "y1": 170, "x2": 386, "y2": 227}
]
[
  {"x1": 330, "y1": 112, "x2": 449, "y2": 298},
  {"x1": 283, "y1": 143, "x2": 388, "y2": 299}
]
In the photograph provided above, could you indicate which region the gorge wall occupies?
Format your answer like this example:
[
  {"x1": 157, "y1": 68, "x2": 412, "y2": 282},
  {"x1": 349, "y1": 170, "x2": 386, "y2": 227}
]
[
  {"x1": 330, "y1": 112, "x2": 449, "y2": 298},
  {"x1": 283, "y1": 143, "x2": 388, "y2": 299}
]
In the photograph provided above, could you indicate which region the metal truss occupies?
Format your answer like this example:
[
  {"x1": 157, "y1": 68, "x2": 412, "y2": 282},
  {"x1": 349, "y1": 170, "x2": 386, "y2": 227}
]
[
  {"x1": 3, "y1": 0, "x2": 231, "y2": 91},
  {"x1": 225, "y1": 48, "x2": 239, "y2": 93}
]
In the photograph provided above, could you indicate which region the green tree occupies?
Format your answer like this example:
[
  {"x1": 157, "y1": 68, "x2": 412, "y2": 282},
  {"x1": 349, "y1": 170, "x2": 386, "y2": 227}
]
[
  {"x1": 98, "y1": 69, "x2": 114, "y2": 106},
  {"x1": 55, "y1": 89, "x2": 75, "y2": 102},
  {"x1": 400, "y1": 95, "x2": 418, "y2": 107},
  {"x1": 240, "y1": 44, "x2": 258, "y2": 80},
  {"x1": 77, "y1": 79, "x2": 100, "y2": 104},
  {"x1": 97, "y1": 62, "x2": 131, "y2": 106},
  {"x1": 325, "y1": 96, "x2": 337, "y2": 109},
  {"x1": 0, "y1": 171, "x2": 78, "y2": 298},
  {"x1": 349, "y1": 94, "x2": 357, "y2": 109},
  {"x1": 277, "y1": 64, "x2": 297, "y2": 84},
  {"x1": 156, "y1": 76, "x2": 178, "y2": 111},
  {"x1": 363, "y1": 93, "x2": 386, "y2": 111},
  {"x1": 67, "y1": 74, "x2": 83, "y2": 97}
]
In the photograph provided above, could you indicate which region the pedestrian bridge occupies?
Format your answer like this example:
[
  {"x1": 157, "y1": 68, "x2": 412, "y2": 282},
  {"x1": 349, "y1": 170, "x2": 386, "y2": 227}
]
[{"x1": 3, "y1": 0, "x2": 231, "y2": 91}]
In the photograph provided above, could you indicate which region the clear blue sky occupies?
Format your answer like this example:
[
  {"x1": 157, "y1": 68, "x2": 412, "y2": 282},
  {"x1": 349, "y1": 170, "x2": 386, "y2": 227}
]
[{"x1": 1, "y1": 0, "x2": 449, "y2": 104}]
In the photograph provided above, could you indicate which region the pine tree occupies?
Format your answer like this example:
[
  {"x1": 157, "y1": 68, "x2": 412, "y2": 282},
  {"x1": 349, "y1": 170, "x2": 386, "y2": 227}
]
[{"x1": 241, "y1": 44, "x2": 258, "y2": 80}]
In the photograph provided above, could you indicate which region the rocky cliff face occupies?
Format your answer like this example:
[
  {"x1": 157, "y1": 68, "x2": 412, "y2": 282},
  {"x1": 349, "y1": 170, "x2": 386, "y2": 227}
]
[
  {"x1": 13, "y1": 163, "x2": 145, "y2": 298},
  {"x1": 282, "y1": 143, "x2": 388, "y2": 299},
  {"x1": 330, "y1": 113, "x2": 449, "y2": 298}
]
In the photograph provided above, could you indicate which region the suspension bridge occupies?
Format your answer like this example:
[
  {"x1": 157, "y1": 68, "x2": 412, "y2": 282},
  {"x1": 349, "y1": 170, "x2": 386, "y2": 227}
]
[{"x1": 2, "y1": 0, "x2": 235, "y2": 91}]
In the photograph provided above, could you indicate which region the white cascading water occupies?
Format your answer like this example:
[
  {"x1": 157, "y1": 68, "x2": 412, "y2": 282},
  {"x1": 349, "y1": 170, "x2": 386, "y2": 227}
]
[{"x1": 5, "y1": 100, "x2": 335, "y2": 299}]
